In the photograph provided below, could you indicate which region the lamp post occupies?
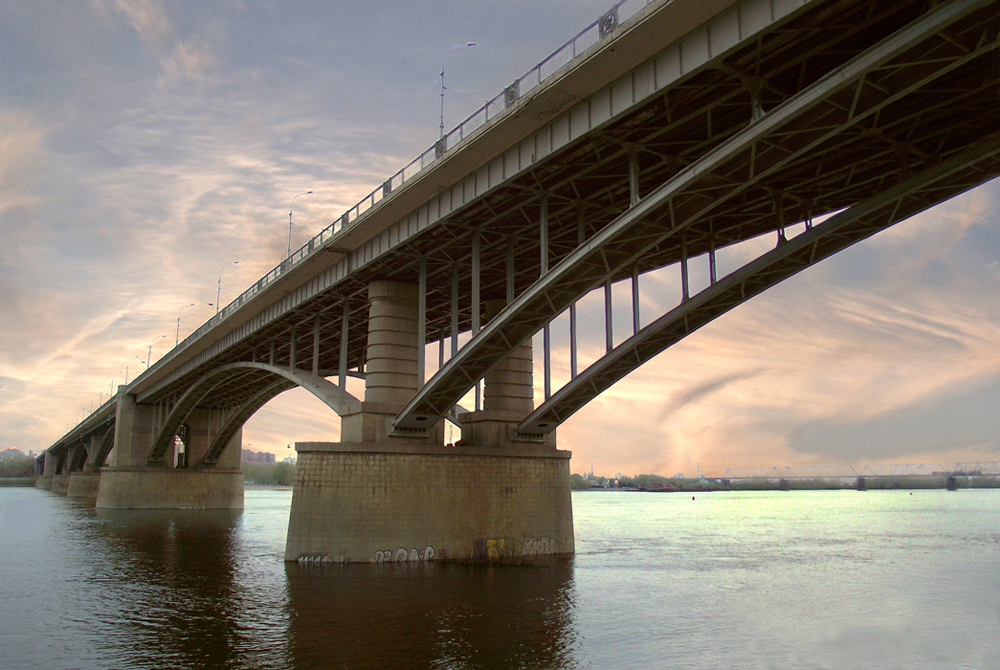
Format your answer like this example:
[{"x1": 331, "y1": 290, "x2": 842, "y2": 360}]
[
  {"x1": 124, "y1": 357, "x2": 142, "y2": 385},
  {"x1": 216, "y1": 260, "x2": 239, "y2": 315},
  {"x1": 146, "y1": 335, "x2": 166, "y2": 368},
  {"x1": 175, "y1": 303, "x2": 194, "y2": 345},
  {"x1": 287, "y1": 191, "x2": 313, "y2": 258},
  {"x1": 176, "y1": 302, "x2": 213, "y2": 345},
  {"x1": 440, "y1": 43, "x2": 476, "y2": 140}
]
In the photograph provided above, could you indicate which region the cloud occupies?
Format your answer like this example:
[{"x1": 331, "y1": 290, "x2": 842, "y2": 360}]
[
  {"x1": 787, "y1": 375, "x2": 1000, "y2": 463},
  {"x1": 159, "y1": 40, "x2": 215, "y2": 82},
  {"x1": 656, "y1": 370, "x2": 761, "y2": 426},
  {"x1": 114, "y1": 0, "x2": 173, "y2": 50}
]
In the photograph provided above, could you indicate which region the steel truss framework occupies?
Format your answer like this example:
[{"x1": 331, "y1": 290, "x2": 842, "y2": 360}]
[
  {"x1": 395, "y1": 0, "x2": 1000, "y2": 433},
  {"x1": 724, "y1": 461, "x2": 1000, "y2": 478},
  {"x1": 46, "y1": 0, "x2": 1000, "y2": 467}
]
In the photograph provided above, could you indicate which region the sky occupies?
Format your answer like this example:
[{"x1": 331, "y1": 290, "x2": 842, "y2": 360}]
[{"x1": 1, "y1": 0, "x2": 998, "y2": 478}]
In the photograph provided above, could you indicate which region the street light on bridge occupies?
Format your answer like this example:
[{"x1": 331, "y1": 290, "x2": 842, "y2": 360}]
[
  {"x1": 176, "y1": 302, "x2": 213, "y2": 345},
  {"x1": 216, "y1": 261, "x2": 240, "y2": 315},
  {"x1": 146, "y1": 335, "x2": 166, "y2": 368},
  {"x1": 124, "y1": 357, "x2": 142, "y2": 385},
  {"x1": 440, "y1": 42, "x2": 476, "y2": 140},
  {"x1": 287, "y1": 191, "x2": 313, "y2": 258}
]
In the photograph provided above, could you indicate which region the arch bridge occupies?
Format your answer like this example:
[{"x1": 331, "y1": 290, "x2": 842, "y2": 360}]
[{"x1": 39, "y1": 0, "x2": 1000, "y2": 561}]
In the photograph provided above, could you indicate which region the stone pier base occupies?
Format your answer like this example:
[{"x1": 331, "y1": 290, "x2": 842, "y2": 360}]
[
  {"x1": 50, "y1": 474, "x2": 71, "y2": 495},
  {"x1": 35, "y1": 476, "x2": 53, "y2": 490},
  {"x1": 285, "y1": 442, "x2": 573, "y2": 563},
  {"x1": 95, "y1": 468, "x2": 244, "y2": 509},
  {"x1": 67, "y1": 472, "x2": 101, "y2": 500}
]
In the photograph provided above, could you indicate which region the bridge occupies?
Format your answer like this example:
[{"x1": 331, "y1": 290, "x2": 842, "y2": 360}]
[
  {"x1": 723, "y1": 462, "x2": 1000, "y2": 478},
  {"x1": 36, "y1": 0, "x2": 1000, "y2": 562},
  {"x1": 722, "y1": 462, "x2": 1000, "y2": 489}
]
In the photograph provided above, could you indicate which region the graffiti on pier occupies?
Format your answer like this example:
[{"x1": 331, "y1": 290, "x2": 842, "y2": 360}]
[
  {"x1": 473, "y1": 536, "x2": 556, "y2": 561},
  {"x1": 296, "y1": 553, "x2": 340, "y2": 564},
  {"x1": 372, "y1": 546, "x2": 436, "y2": 563}
]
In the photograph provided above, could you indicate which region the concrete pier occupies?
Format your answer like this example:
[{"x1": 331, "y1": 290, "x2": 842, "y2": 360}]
[
  {"x1": 94, "y1": 389, "x2": 245, "y2": 509},
  {"x1": 50, "y1": 474, "x2": 71, "y2": 495},
  {"x1": 66, "y1": 472, "x2": 101, "y2": 500},
  {"x1": 285, "y1": 282, "x2": 573, "y2": 563},
  {"x1": 95, "y1": 468, "x2": 244, "y2": 509},
  {"x1": 285, "y1": 442, "x2": 572, "y2": 563}
]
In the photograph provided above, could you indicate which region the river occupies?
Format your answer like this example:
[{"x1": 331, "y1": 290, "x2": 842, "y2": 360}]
[{"x1": 1, "y1": 487, "x2": 997, "y2": 669}]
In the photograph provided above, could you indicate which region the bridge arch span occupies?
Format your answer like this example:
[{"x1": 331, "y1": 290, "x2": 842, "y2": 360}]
[
  {"x1": 146, "y1": 362, "x2": 359, "y2": 466},
  {"x1": 393, "y1": 2, "x2": 1000, "y2": 434},
  {"x1": 517, "y1": 142, "x2": 1000, "y2": 434},
  {"x1": 93, "y1": 425, "x2": 116, "y2": 471}
]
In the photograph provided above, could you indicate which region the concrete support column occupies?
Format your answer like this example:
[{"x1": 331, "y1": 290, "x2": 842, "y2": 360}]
[
  {"x1": 44, "y1": 451, "x2": 58, "y2": 476},
  {"x1": 364, "y1": 280, "x2": 419, "y2": 405},
  {"x1": 286, "y1": 443, "x2": 574, "y2": 564},
  {"x1": 182, "y1": 408, "x2": 242, "y2": 469},
  {"x1": 341, "y1": 280, "x2": 441, "y2": 443},
  {"x1": 483, "y1": 344, "x2": 533, "y2": 414},
  {"x1": 107, "y1": 390, "x2": 154, "y2": 468},
  {"x1": 83, "y1": 434, "x2": 101, "y2": 473},
  {"x1": 67, "y1": 471, "x2": 101, "y2": 500},
  {"x1": 459, "y1": 300, "x2": 553, "y2": 449}
]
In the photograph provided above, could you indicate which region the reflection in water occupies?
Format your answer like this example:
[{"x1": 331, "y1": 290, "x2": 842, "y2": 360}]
[
  {"x1": 87, "y1": 509, "x2": 256, "y2": 669},
  {"x1": 37, "y1": 500, "x2": 580, "y2": 669},
  {"x1": 284, "y1": 561, "x2": 579, "y2": 669}
]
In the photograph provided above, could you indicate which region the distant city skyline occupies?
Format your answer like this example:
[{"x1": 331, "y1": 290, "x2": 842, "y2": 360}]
[{"x1": 2, "y1": 1, "x2": 998, "y2": 477}]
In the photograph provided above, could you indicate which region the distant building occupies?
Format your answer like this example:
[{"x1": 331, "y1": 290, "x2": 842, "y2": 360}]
[
  {"x1": 1, "y1": 447, "x2": 27, "y2": 460},
  {"x1": 242, "y1": 449, "x2": 276, "y2": 464}
]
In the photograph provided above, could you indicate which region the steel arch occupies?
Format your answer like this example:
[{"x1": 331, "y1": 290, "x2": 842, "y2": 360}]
[
  {"x1": 146, "y1": 362, "x2": 359, "y2": 466},
  {"x1": 393, "y1": 0, "x2": 999, "y2": 432}
]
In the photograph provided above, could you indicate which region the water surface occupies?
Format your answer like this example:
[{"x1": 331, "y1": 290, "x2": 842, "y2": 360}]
[{"x1": 1, "y1": 487, "x2": 997, "y2": 669}]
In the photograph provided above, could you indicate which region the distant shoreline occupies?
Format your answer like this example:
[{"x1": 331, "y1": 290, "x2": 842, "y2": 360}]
[{"x1": 0, "y1": 477, "x2": 35, "y2": 487}]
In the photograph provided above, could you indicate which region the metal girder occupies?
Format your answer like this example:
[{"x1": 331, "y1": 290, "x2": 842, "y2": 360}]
[
  {"x1": 858, "y1": 463, "x2": 946, "y2": 477},
  {"x1": 518, "y1": 137, "x2": 1000, "y2": 433},
  {"x1": 392, "y1": 0, "x2": 996, "y2": 432},
  {"x1": 723, "y1": 464, "x2": 860, "y2": 478},
  {"x1": 951, "y1": 462, "x2": 1000, "y2": 475}
]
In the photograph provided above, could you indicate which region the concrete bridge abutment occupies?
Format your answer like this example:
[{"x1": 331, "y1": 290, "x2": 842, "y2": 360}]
[{"x1": 286, "y1": 281, "x2": 573, "y2": 563}]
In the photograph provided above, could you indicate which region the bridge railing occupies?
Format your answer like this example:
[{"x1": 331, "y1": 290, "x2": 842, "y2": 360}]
[{"x1": 165, "y1": 0, "x2": 663, "y2": 363}]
